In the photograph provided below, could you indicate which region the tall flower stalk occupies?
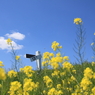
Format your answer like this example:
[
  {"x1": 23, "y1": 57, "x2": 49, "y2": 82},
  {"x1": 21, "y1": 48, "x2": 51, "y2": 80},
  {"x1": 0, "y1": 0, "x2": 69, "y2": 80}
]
[
  {"x1": 73, "y1": 18, "x2": 86, "y2": 64},
  {"x1": 6, "y1": 38, "x2": 21, "y2": 72},
  {"x1": 91, "y1": 33, "x2": 95, "y2": 62}
]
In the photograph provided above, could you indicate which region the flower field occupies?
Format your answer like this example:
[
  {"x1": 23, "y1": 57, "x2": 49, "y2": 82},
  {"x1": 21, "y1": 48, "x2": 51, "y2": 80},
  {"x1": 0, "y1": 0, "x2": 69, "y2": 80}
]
[{"x1": 0, "y1": 18, "x2": 95, "y2": 95}]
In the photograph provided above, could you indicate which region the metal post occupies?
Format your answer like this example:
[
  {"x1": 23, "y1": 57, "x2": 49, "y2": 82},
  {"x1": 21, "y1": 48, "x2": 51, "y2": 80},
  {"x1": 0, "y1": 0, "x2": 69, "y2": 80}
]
[{"x1": 36, "y1": 51, "x2": 41, "y2": 71}]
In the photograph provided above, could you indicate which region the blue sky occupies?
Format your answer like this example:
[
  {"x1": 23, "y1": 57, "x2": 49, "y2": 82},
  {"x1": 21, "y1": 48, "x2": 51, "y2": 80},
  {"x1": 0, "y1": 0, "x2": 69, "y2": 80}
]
[{"x1": 0, "y1": 0, "x2": 95, "y2": 71}]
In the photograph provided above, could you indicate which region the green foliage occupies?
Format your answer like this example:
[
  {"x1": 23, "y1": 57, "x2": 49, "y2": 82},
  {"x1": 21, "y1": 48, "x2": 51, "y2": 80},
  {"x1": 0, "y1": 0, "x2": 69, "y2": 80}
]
[
  {"x1": 1, "y1": 18, "x2": 95, "y2": 95},
  {"x1": 1, "y1": 61, "x2": 95, "y2": 95}
]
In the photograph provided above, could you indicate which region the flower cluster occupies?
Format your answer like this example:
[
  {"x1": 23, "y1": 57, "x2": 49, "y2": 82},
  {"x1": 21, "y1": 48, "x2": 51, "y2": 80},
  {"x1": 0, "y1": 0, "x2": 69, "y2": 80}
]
[
  {"x1": 8, "y1": 78, "x2": 39, "y2": 95},
  {"x1": 0, "y1": 61, "x2": 4, "y2": 66},
  {"x1": 47, "y1": 87, "x2": 63, "y2": 95},
  {"x1": 91, "y1": 87, "x2": 95, "y2": 95},
  {"x1": 43, "y1": 76, "x2": 53, "y2": 88},
  {"x1": 51, "y1": 69, "x2": 60, "y2": 77},
  {"x1": 80, "y1": 77, "x2": 92, "y2": 91},
  {"x1": 50, "y1": 56, "x2": 63, "y2": 69},
  {"x1": 0, "y1": 67, "x2": 6, "y2": 80},
  {"x1": 20, "y1": 66, "x2": 34, "y2": 77},
  {"x1": 74, "y1": 18, "x2": 82, "y2": 25},
  {"x1": 6, "y1": 38, "x2": 12, "y2": 45},
  {"x1": 92, "y1": 61, "x2": 95, "y2": 66},
  {"x1": 84, "y1": 67, "x2": 93, "y2": 79},
  {"x1": 43, "y1": 52, "x2": 54, "y2": 59},
  {"x1": 2, "y1": 39, "x2": 95, "y2": 95},
  {"x1": 8, "y1": 81, "x2": 22, "y2": 95},
  {"x1": 0, "y1": 84, "x2": 2, "y2": 88},
  {"x1": 63, "y1": 56, "x2": 69, "y2": 61},
  {"x1": 42, "y1": 41, "x2": 64, "y2": 69},
  {"x1": 51, "y1": 41, "x2": 62, "y2": 51},
  {"x1": 15, "y1": 56, "x2": 20, "y2": 60},
  {"x1": 8, "y1": 70, "x2": 17, "y2": 78},
  {"x1": 23, "y1": 78, "x2": 39, "y2": 94},
  {"x1": 42, "y1": 52, "x2": 54, "y2": 67},
  {"x1": 62, "y1": 61, "x2": 73, "y2": 71}
]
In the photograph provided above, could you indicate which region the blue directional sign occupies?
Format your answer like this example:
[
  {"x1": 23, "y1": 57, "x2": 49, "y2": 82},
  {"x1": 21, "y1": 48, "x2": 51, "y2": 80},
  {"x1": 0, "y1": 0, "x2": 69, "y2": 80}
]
[
  {"x1": 26, "y1": 51, "x2": 42, "y2": 71},
  {"x1": 30, "y1": 55, "x2": 41, "y2": 62},
  {"x1": 26, "y1": 54, "x2": 41, "y2": 62}
]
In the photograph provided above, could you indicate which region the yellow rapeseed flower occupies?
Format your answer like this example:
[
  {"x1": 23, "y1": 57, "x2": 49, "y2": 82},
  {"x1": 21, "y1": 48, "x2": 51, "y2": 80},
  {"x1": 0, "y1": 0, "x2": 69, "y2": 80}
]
[
  {"x1": 60, "y1": 71, "x2": 66, "y2": 76},
  {"x1": 0, "y1": 61, "x2": 3, "y2": 64},
  {"x1": 74, "y1": 18, "x2": 82, "y2": 25},
  {"x1": 0, "y1": 61, "x2": 4, "y2": 66},
  {"x1": 91, "y1": 42, "x2": 94, "y2": 46},
  {"x1": 8, "y1": 70, "x2": 17, "y2": 78},
  {"x1": 91, "y1": 87, "x2": 95, "y2": 94},
  {"x1": 93, "y1": 73, "x2": 95, "y2": 79},
  {"x1": 51, "y1": 41, "x2": 62, "y2": 51},
  {"x1": 62, "y1": 80, "x2": 65, "y2": 85},
  {"x1": 56, "y1": 52, "x2": 61, "y2": 57},
  {"x1": 52, "y1": 70, "x2": 60, "y2": 77},
  {"x1": 92, "y1": 62, "x2": 95, "y2": 66},
  {"x1": 20, "y1": 66, "x2": 34, "y2": 78},
  {"x1": 6, "y1": 38, "x2": 12, "y2": 45},
  {"x1": 63, "y1": 56, "x2": 69, "y2": 61},
  {"x1": 72, "y1": 69, "x2": 76, "y2": 74},
  {"x1": 0, "y1": 68, "x2": 6, "y2": 80},
  {"x1": 50, "y1": 57, "x2": 63, "y2": 63},
  {"x1": 51, "y1": 62, "x2": 59, "y2": 69},
  {"x1": 23, "y1": 78, "x2": 39, "y2": 94},
  {"x1": 43, "y1": 52, "x2": 51, "y2": 59},
  {"x1": 43, "y1": 52, "x2": 54, "y2": 60},
  {"x1": 15, "y1": 56, "x2": 20, "y2": 60},
  {"x1": 49, "y1": 53, "x2": 54, "y2": 57},
  {"x1": 56, "y1": 84, "x2": 61, "y2": 89},
  {"x1": 0, "y1": 84, "x2": 2, "y2": 88},
  {"x1": 43, "y1": 76, "x2": 53, "y2": 88},
  {"x1": 80, "y1": 77, "x2": 92, "y2": 91},
  {"x1": 84, "y1": 67, "x2": 93, "y2": 79},
  {"x1": 47, "y1": 88, "x2": 57, "y2": 95},
  {"x1": 57, "y1": 90, "x2": 63, "y2": 95},
  {"x1": 42, "y1": 61, "x2": 47, "y2": 66},
  {"x1": 71, "y1": 76, "x2": 76, "y2": 81},
  {"x1": 62, "y1": 61, "x2": 73, "y2": 71},
  {"x1": 8, "y1": 81, "x2": 22, "y2": 95},
  {"x1": 23, "y1": 78, "x2": 35, "y2": 92},
  {"x1": 43, "y1": 90, "x2": 46, "y2": 94}
]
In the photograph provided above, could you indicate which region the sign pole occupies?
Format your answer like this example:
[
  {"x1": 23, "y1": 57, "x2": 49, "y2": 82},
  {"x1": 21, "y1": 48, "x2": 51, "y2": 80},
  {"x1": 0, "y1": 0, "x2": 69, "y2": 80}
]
[
  {"x1": 36, "y1": 51, "x2": 41, "y2": 71},
  {"x1": 26, "y1": 51, "x2": 42, "y2": 72}
]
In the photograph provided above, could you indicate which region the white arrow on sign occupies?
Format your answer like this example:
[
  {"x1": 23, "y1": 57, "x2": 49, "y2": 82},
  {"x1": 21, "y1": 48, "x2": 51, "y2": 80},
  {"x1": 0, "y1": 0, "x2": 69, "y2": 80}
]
[{"x1": 30, "y1": 55, "x2": 42, "y2": 62}]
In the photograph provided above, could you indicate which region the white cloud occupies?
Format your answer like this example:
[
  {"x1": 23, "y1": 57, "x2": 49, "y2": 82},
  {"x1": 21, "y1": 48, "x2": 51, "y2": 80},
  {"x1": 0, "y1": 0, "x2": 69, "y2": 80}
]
[
  {"x1": 10, "y1": 41, "x2": 23, "y2": 50},
  {"x1": 5, "y1": 32, "x2": 25, "y2": 40},
  {"x1": 0, "y1": 37, "x2": 9, "y2": 50},
  {"x1": 0, "y1": 37, "x2": 23, "y2": 51}
]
